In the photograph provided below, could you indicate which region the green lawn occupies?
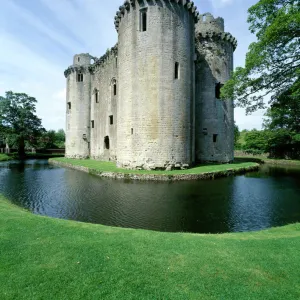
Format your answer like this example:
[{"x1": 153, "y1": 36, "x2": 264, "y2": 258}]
[
  {"x1": 0, "y1": 154, "x2": 12, "y2": 161},
  {"x1": 235, "y1": 155, "x2": 300, "y2": 166},
  {"x1": 0, "y1": 195, "x2": 300, "y2": 299},
  {"x1": 50, "y1": 157, "x2": 258, "y2": 175}
]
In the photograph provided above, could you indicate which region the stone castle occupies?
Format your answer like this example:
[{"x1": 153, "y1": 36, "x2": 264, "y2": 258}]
[{"x1": 64, "y1": 0, "x2": 237, "y2": 170}]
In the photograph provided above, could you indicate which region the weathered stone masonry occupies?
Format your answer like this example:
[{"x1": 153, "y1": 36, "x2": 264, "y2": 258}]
[{"x1": 64, "y1": 0, "x2": 237, "y2": 170}]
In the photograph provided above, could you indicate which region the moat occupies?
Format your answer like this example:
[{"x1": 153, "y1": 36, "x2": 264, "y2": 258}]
[{"x1": 0, "y1": 159, "x2": 299, "y2": 234}]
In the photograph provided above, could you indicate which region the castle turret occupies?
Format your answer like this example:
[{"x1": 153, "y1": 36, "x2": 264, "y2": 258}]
[
  {"x1": 195, "y1": 13, "x2": 237, "y2": 163},
  {"x1": 64, "y1": 53, "x2": 93, "y2": 158},
  {"x1": 115, "y1": 0, "x2": 199, "y2": 170}
]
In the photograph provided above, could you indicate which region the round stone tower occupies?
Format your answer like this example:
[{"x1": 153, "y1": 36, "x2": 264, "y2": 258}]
[
  {"x1": 195, "y1": 13, "x2": 237, "y2": 163},
  {"x1": 115, "y1": 0, "x2": 199, "y2": 170},
  {"x1": 64, "y1": 53, "x2": 93, "y2": 158}
]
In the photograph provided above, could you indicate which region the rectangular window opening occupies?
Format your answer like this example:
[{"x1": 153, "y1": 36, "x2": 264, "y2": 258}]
[
  {"x1": 109, "y1": 115, "x2": 113, "y2": 125},
  {"x1": 113, "y1": 84, "x2": 117, "y2": 96},
  {"x1": 95, "y1": 93, "x2": 99, "y2": 103},
  {"x1": 175, "y1": 62, "x2": 180, "y2": 79},
  {"x1": 91, "y1": 120, "x2": 94, "y2": 129},
  {"x1": 215, "y1": 82, "x2": 224, "y2": 99},
  {"x1": 131, "y1": 128, "x2": 133, "y2": 135},
  {"x1": 213, "y1": 134, "x2": 218, "y2": 143},
  {"x1": 77, "y1": 73, "x2": 83, "y2": 82},
  {"x1": 141, "y1": 10, "x2": 147, "y2": 32},
  {"x1": 67, "y1": 102, "x2": 71, "y2": 110}
]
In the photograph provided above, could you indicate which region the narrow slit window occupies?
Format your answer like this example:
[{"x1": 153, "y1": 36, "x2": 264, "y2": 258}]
[
  {"x1": 113, "y1": 83, "x2": 117, "y2": 96},
  {"x1": 78, "y1": 57, "x2": 80, "y2": 62},
  {"x1": 95, "y1": 92, "x2": 99, "y2": 103},
  {"x1": 141, "y1": 11, "x2": 147, "y2": 32},
  {"x1": 67, "y1": 102, "x2": 71, "y2": 110},
  {"x1": 77, "y1": 73, "x2": 83, "y2": 82},
  {"x1": 215, "y1": 82, "x2": 223, "y2": 99},
  {"x1": 109, "y1": 115, "x2": 113, "y2": 125},
  {"x1": 91, "y1": 120, "x2": 94, "y2": 129},
  {"x1": 175, "y1": 62, "x2": 180, "y2": 79},
  {"x1": 213, "y1": 134, "x2": 218, "y2": 143},
  {"x1": 131, "y1": 128, "x2": 133, "y2": 135}
]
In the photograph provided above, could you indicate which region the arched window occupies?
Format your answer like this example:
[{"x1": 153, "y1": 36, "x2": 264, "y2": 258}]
[
  {"x1": 77, "y1": 73, "x2": 83, "y2": 82},
  {"x1": 94, "y1": 89, "x2": 99, "y2": 103},
  {"x1": 111, "y1": 78, "x2": 117, "y2": 96},
  {"x1": 104, "y1": 136, "x2": 110, "y2": 150}
]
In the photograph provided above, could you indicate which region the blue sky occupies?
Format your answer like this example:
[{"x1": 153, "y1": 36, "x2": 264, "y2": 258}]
[{"x1": 0, "y1": 0, "x2": 265, "y2": 131}]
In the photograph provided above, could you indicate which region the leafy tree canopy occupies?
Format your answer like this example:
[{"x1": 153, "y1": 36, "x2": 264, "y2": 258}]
[
  {"x1": 222, "y1": 0, "x2": 300, "y2": 113},
  {"x1": 263, "y1": 81, "x2": 300, "y2": 131},
  {"x1": 38, "y1": 129, "x2": 65, "y2": 149},
  {"x1": 0, "y1": 91, "x2": 45, "y2": 158}
]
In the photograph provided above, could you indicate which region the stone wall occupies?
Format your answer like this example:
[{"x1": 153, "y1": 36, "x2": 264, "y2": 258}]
[
  {"x1": 116, "y1": 0, "x2": 197, "y2": 170},
  {"x1": 65, "y1": 53, "x2": 92, "y2": 158},
  {"x1": 90, "y1": 47, "x2": 118, "y2": 161},
  {"x1": 195, "y1": 14, "x2": 236, "y2": 163},
  {"x1": 64, "y1": 2, "x2": 237, "y2": 169}
]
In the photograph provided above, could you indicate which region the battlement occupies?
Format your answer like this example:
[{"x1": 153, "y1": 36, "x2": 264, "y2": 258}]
[
  {"x1": 64, "y1": 53, "x2": 96, "y2": 78},
  {"x1": 88, "y1": 44, "x2": 118, "y2": 74},
  {"x1": 196, "y1": 31, "x2": 237, "y2": 51},
  {"x1": 114, "y1": 0, "x2": 200, "y2": 32},
  {"x1": 196, "y1": 13, "x2": 237, "y2": 51},
  {"x1": 197, "y1": 13, "x2": 224, "y2": 33}
]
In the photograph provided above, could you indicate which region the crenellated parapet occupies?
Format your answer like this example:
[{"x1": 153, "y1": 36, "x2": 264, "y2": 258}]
[
  {"x1": 88, "y1": 44, "x2": 118, "y2": 74},
  {"x1": 64, "y1": 65, "x2": 90, "y2": 78},
  {"x1": 196, "y1": 31, "x2": 237, "y2": 51},
  {"x1": 196, "y1": 13, "x2": 237, "y2": 51},
  {"x1": 64, "y1": 53, "x2": 96, "y2": 78},
  {"x1": 114, "y1": 0, "x2": 200, "y2": 32}
]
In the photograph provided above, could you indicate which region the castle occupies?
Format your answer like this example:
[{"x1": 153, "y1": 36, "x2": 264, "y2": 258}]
[{"x1": 64, "y1": 0, "x2": 237, "y2": 170}]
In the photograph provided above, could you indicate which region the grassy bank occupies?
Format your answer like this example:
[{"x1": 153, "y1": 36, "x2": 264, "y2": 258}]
[
  {"x1": 50, "y1": 157, "x2": 258, "y2": 176},
  {"x1": 0, "y1": 154, "x2": 12, "y2": 161},
  {"x1": 0, "y1": 195, "x2": 300, "y2": 299},
  {"x1": 235, "y1": 155, "x2": 300, "y2": 166}
]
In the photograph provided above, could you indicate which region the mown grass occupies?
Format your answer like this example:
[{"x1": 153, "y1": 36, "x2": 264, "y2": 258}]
[
  {"x1": 0, "y1": 195, "x2": 300, "y2": 299},
  {"x1": 0, "y1": 154, "x2": 12, "y2": 161},
  {"x1": 50, "y1": 157, "x2": 258, "y2": 175},
  {"x1": 235, "y1": 155, "x2": 300, "y2": 166}
]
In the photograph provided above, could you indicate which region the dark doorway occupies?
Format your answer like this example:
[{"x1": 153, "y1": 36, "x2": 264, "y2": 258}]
[{"x1": 104, "y1": 136, "x2": 110, "y2": 150}]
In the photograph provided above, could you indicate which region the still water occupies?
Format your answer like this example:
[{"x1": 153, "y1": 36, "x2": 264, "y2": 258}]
[{"x1": 0, "y1": 159, "x2": 299, "y2": 233}]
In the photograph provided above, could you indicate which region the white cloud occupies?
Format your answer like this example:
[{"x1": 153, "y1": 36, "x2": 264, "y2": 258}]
[
  {"x1": 0, "y1": 0, "x2": 264, "y2": 131},
  {"x1": 235, "y1": 108, "x2": 265, "y2": 130},
  {"x1": 209, "y1": 0, "x2": 234, "y2": 8}
]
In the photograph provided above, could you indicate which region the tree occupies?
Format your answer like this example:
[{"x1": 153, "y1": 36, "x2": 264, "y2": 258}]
[
  {"x1": 0, "y1": 91, "x2": 45, "y2": 159},
  {"x1": 262, "y1": 81, "x2": 300, "y2": 158},
  {"x1": 243, "y1": 129, "x2": 270, "y2": 152},
  {"x1": 234, "y1": 122, "x2": 241, "y2": 149},
  {"x1": 222, "y1": 0, "x2": 300, "y2": 113},
  {"x1": 263, "y1": 81, "x2": 300, "y2": 131},
  {"x1": 55, "y1": 129, "x2": 65, "y2": 148}
]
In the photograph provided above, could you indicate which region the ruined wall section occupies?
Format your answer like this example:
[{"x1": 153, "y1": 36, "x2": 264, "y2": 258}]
[
  {"x1": 195, "y1": 14, "x2": 237, "y2": 163},
  {"x1": 89, "y1": 46, "x2": 118, "y2": 161},
  {"x1": 65, "y1": 53, "x2": 93, "y2": 158},
  {"x1": 116, "y1": 0, "x2": 199, "y2": 170}
]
